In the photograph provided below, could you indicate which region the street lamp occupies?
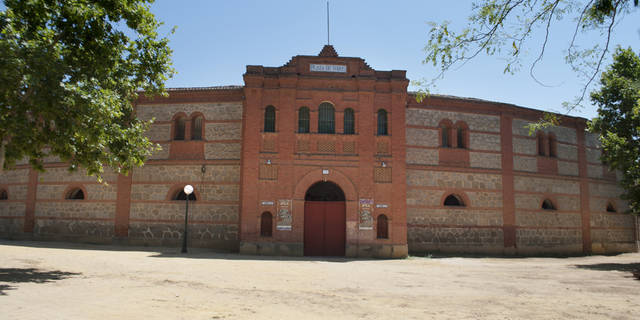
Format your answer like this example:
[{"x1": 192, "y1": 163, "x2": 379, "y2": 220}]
[{"x1": 181, "y1": 184, "x2": 194, "y2": 253}]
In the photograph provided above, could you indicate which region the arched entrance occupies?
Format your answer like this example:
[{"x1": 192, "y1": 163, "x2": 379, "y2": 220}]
[{"x1": 304, "y1": 181, "x2": 346, "y2": 256}]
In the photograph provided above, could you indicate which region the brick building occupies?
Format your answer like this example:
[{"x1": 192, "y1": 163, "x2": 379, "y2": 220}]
[{"x1": 0, "y1": 46, "x2": 637, "y2": 258}]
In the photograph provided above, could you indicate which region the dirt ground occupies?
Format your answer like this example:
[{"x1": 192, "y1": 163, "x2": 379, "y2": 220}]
[{"x1": 1, "y1": 240, "x2": 639, "y2": 320}]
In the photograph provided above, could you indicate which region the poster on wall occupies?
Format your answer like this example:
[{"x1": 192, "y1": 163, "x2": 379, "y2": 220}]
[
  {"x1": 359, "y1": 199, "x2": 374, "y2": 230},
  {"x1": 276, "y1": 199, "x2": 292, "y2": 230}
]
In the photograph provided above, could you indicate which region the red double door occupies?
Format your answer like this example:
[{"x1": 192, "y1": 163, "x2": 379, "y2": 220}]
[{"x1": 304, "y1": 201, "x2": 346, "y2": 256}]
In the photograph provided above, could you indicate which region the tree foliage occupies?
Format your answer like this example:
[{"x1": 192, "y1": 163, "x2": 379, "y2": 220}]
[
  {"x1": 422, "y1": 0, "x2": 638, "y2": 126},
  {"x1": 0, "y1": 0, "x2": 174, "y2": 180},
  {"x1": 589, "y1": 47, "x2": 640, "y2": 214}
]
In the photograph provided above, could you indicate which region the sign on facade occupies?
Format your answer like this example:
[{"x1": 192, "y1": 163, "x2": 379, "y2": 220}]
[
  {"x1": 359, "y1": 199, "x2": 374, "y2": 230},
  {"x1": 310, "y1": 64, "x2": 347, "y2": 73},
  {"x1": 276, "y1": 199, "x2": 292, "y2": 230}
]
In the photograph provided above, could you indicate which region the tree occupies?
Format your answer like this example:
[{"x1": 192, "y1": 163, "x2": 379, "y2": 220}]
[
  {"x1": 422, "y1": 0, "x2": 638, "y2": 129},
  {"x1": 0, "y1": 0, "x2": 174, "y2": 181},
  {"x1": 589, "y1": 47, "x2": 640, "y2": 214}
]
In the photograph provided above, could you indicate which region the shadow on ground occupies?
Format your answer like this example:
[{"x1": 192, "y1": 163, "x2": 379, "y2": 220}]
[
  {"x1": 574, "y1": 263, "x2": 640, "y2": 280},
  {"x1": 0, "y1": 268, "x2": 81, "y2": 295}
]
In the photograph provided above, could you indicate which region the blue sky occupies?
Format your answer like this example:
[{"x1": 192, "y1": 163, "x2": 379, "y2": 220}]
[{"x1": 148, "y1": 0, "x2": 640, "y2": 120}]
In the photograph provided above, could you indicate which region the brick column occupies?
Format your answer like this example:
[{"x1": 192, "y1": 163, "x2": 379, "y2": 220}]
[
  {"x1": 23, "y1": 168, "x2": 38, "y2": 232},
  {"x1": 500, "y1": 113, "x2": 516, "y2": 249},
  {"x1": 576, "y1": 122, "x2": 591, "y2": 253},
  {"x1": 114, "y1": 173, "x2": 132, "y2": 238}
]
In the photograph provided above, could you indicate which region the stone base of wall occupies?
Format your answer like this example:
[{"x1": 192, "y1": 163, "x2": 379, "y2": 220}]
[
  {"x1": 408, "y1": 227, "x2": 505, "y2": 255},
  {"x1": 127, "y1": 223, "x2": 239, "y2": 251},
  {"x1": 239, "y1": 241, "x2": 304, "y2": 256},
  {"x1": 33, "y1": 220, "x2": 114, "y2": 244},
  {"x1": 0, "y1": 219, "x2": 25, "y2": 239},
  {"x1": 239, "y1": 242, "x2": 408, "y2": 258},
  {"x1": 591, "y1": 242, "x2": 637, "y2": 254},
  {"x1": 347, "y1": 244, "x2": 408, "y2": 258}
]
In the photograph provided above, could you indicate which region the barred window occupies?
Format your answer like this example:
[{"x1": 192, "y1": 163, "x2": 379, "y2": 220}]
[
  {"x1": 377, "y1": 214, "x2": 389, "y2": 239},
  {"x1": 174, "y1": 116, "x2": 186, "y2": 140},
  {"x1": 264, "y1": 106, "x2": 276, "y2": 132},
  {"x1": 318, "y1": 102, "x2": 335, "y2": 134},
  {"x1": 537, "y1": 132, "x2": 546, "y2": 156},
  {"x1": 541, "y1": 199, "x2": 555, "y2": 210},
  {"x1": 377, "y1": 109, "x2": 388, "y2": 136},
  {"x1": 0, "y1": 189, "x2": 7, "y2": 200},
  {"x1": 444, "y1": 194, "x2": 464, "y2": 207},
  {"x1": 298, "y1": 107, "x2": 310, "y2": 133},
  {"x1": 191, "y1": 115, "x2": 203, "y2": 140},
  {"x1": 261, "y1": 212, "x2": 273, "y2": 237},
  {"x1": 441, "y1": 124, "x2": 451, "y2": 147},
  {"x1": 606, "y1": 202, "x2": 616, "y2": 213},
  {"x1": 457, "y1": 127, "x2": 466, "y2": 148},
  {"x1": 344, "y1": 108, "x2": 355, "y2": 134},
  {"x1": 174, "y1": 190, "x2": 196, "y2": 201},
  {"x1": 66, "y1": 188, "x2": 85, "y2": 200},
  {"x1": 548, "y1": 135, "x2": 557, "y2": 157}
]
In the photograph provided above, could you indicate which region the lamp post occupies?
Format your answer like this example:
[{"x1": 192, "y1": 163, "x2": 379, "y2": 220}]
[{"x1": 181, "y1": 184, "x2": 194, "y2": 253}]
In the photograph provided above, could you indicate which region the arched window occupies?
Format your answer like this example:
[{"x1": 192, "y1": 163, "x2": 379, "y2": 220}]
[
  {"x1": 264, "y1": 106, "x2": 276, "y2": 132},
  {"x1": 318, "y1": 102, "x2": 335, "y2": 134},
  {"x1": 548, "y1": 135, "x2": 557, "y2": 157},
  {"x1": 298, "y1": 107, "x2": 310, "y2": 133},
  {"x1": 0, "y1": 189, "x2": 7, "y2": 200},
  {"x1": 66, "y1": 188, "x2": 85, "y2": 200},
  {"x1": 444, "y1": 194, "x2": 464, "y2": 207},
  {"x1": 173, "y1": 190, "x2": 196, "y2": 201},
  {"x1": 191, "y1": 115, "x2": 203, "y2": 140},
  {"x1": 541, "y1": 199, "x2": 556, "y2": 210},
  {"x1": 174, "y1": 116, "x2": 186, "y2": 140},
  {"x1": 377, "y1": 214, "x2": 389, "y2": 239},
  {"x1": 260, "y1": 212, "x2": 273, "y2": 237},
  {"x1": 606, "y1": 202, "x2": 616, "y2": 213},
  {"x1": 441, "y1": 124, "x2": 451, "y2": 148},
  {"x1": 344, "y1": 108, "x2": 355, "y2": 134},
  {"x1": 377, "y1": 109, "x2": 388, "y2": 136},
  {"x1": 456, "y1": 126, "x2": 466, "y2": 148},
  {"x1": 537, "y1": 132, "x2": 546, "y2": 156}
]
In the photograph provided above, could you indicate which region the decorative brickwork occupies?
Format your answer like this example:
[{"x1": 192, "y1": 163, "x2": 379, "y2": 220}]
[{"x1": 259, "y1": 164, "x2": 278, "y2": 180}]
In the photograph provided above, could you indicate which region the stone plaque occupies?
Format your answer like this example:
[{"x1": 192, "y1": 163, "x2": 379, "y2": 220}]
[
  {"x1": 310, "y1": 64, "x2": 347, "y2": 73},
  {"x1": 359, "y1": 199, "x2": 374, "y2": 230},
  {"x1": 276, "y1": 199, "x2": 292, "y2": 230}
]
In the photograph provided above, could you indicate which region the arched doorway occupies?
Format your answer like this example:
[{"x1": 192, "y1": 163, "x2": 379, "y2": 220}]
[{"x1": 304, "y1": 181, "x2": 346, "y2": 256}]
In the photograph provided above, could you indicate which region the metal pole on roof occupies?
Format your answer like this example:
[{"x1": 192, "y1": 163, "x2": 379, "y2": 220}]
[{"x1": 327, "y1": 1, "x2": 330, "y2": 45}]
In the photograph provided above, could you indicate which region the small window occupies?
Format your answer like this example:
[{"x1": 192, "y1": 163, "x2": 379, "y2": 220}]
[
  {"x1": 537, "y1": 132, "x2": 546, "y2": 156},
  {"x1": 298, "y1": 107, "x2": 310, "y2": 133},
  {"x1": 441, "y1": 124, "x2": 451, "y2": 148},
  {"x1": 344, "y1": 108, "x2": 355, "y2": 134},
  {"x1": 174, "y1": 190, "x2": 196, "y2": 201},
  {"x1": 174, "y1": 116, "x2": 186, "y2": 140},
  {"x1": 444, "y1": 194, "x2": 464, "y2": 207},
  {"x1": 191, "y1": 116, "x2": 203, "y2": 140},
  {"x1": 377, "y1": 214, "x2": 389, "y2": 239},
  {"x1": 548, "y1": 135, "x2": 557, "y2": 157},
  {"x1": 541, "y1": 199, "x2": 556, "y2": 210},
  {"x1": 377, "y1": 109, "x2": 388, "y2": 136},
  {"x1": 264, "y1": 106, "x2": 276, "y2": 132},
  {"x1": 66, "y1": 188, "x2": 85, "y2": 200},
  {"x1": 318, "y1": 103, "x2": 335, "y2": 134},
  {"x1": 260, "y1": 212, "x2": 273, "y2": 237},
  {"x1": 456, "y1": 126, "x2": 466, "y2": 148},
  {"x1": 606, "y1": 202, "x2": 616, "y2": 213},
  {"x1": 0, "y1": 189, "x2": 7, "y2": 200}
]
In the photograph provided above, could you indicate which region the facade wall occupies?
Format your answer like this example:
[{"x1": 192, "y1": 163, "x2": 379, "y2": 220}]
[
  {"x1": 404, "y1": 95, "x2": 636, "y2": 256},
  {"x1": 0, "y1": 49, "x2": 636, "y2": 257}
]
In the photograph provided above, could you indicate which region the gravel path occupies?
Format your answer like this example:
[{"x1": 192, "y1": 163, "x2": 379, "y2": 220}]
[{"x1": 1, "y1": 240, "x2": 639, "y2": 319}]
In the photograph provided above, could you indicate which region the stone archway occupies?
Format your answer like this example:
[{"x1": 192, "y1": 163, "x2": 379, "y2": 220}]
[{"x1": 304, "y1": 181, "x2": 346, "y2": 256}]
